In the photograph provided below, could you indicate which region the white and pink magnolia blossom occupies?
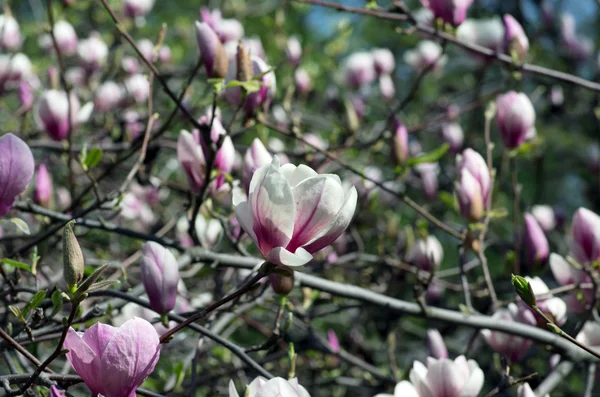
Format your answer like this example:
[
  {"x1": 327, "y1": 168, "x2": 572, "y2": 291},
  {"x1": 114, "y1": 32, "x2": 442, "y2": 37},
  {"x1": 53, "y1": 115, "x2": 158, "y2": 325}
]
[
  {"x1": 455, "y1": 148, "x2": 490, "y2": 222},
  {"x1": 77, "y1": 33, "x2": 108, "y2": 71},
  {"x1": 570, "y1": 207, "x2": 600, "y2": 265},
  {"x1": 229, "y1": 377, "x2": 310, "y2": 397},
  {"x1": 441, "y1": 122, "x2": 464, "y2": 153},
  {"x1": 560, "y1": 14, "x2": 594, "y2": 61},
  {"x1": 195, "y1": 213, "x2": 224, "y2": 249},
  {"x1": 456, "y1": 18, "x2": 505, "y2": 54},
  {"x1": 503, "y1": 14, "x2": 529, "y2": 61},
  {"x1": 393, "y1": 119, "x2": 409, "y2": 164},
  {"x1": 39, "y1": 20, "x2": 78, "y2": 55},
  {"x1": 0, "y1": 14, "x2": 21, "y2": 50},
  {"x1": 372, "y1": 48, "x2": 395, "y2": 76},
  {"x1": 243, "y1": 138, "x2": 273, "y2": 192},
  {"x1": 406, "y1": 235, "x2": 443, "y2": 272},
  {"x1": 94, "y1": 81, "x2": 124, "y2": 112},
  {"x1": 286, "y1": 36, "x2": 302, "y2": 66},
  {"x1": 415, "y1": 162, "x2": 439, "y2": 200},
  {"x1": 518, "y1": 383, "x2": 548, "y2": 397},
  {"x1": 0, "y1": 53, "x2": 33, "y2": 85},
  {"x1": 409, "y1": 356, "x2": 484, "y2": 397},
  {"x1": 531, "y1": 205, "x2": 557, "y2": 232},
  {"x1": 374, "y1": 381, "x2": 419, "y2": 397},
  {"x1": 233, "y1": 157, "x2": 357, "y2": 268},
  {"x1": 576, "y1": 321, "x2": 600, "y2": 358},
  {"x1": 344, "y1": 52, "x2": 376, "y2": 88},
  {"x1": 550, "y1": 253, "x2": 592, "y2": 313},
  {"x1": 124, "y1": 73, "x2": 150, "y2": 104},
  {"x1": 124, "y1": 0, "x2": 155, "y2": 18},
  {"x1": 420, "y1": 0, "x2": 473, "y2": 27},
  {"x1": 523, "y1": 213, "x2": 549, "y2": 266},
  {"x1": 379, "y1": 74, "x2": 395, "y2": 101},
  {"x1": 35, "y1": 90, "x2": 93, "y2": 141},
  {"x1": 426, "y1": 329, "x2": 448, "y2": 359},
  {"x1": 0, "y1": 133, "x2": 34, "y2": 216},
  {"x1": 294, "y1": 68, "x2": 311, "y2": 95},
  {"x1": 481, "y1": 303, "x2": 533, "y2": 362},
  {"x1": 403, "y1": 40, "x2": 447, "y2": 74},
  {"x1": 496, "y1": 91, "x2": 536, "y2": 149}
]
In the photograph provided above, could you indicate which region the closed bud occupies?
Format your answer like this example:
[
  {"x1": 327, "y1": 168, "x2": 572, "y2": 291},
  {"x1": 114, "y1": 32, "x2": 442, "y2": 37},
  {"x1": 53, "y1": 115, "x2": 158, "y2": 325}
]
[
  {"x1": 140, "y1": 242, "x2": 180, "y2": 313},
  {"x1": 63, "y1": 221, "x2": 84, "y2": 289},
  {"x1": 270, "y1": 272, "x2": 294, "y2": 295},
  {"x1": 195, "y1": 21, "x2": 228, "y2": 79},
  {"x1": 236, "y1": 41, "x2": 253, "y2": 82},
  {"x1": 496, "y1": 91, "x2": 536, "y2": 149},
  {"x1": 426, "y1": 329, "x2": 448, "y2": 359},
  {"x1": 511, "y1": 274, "x2": 536, "y2": 307},
  {"x1": 503, "y1": 14, "x2": 529, "y2": 62},
  {"x1": 455, "y1": 169, "x2": 484, "y2": 222},
  {"x1": 523, "y1": 213, "x2": 549, "y2": 265},
  {"x1": 285, "y1": 36, "x2": 302, "y2": 66},
  {"x1": 393, "y1": 119, "x2": 408, "y2": 164},
  {"x1": 570, "y1": 207, "x2": 600, "y2": 264},
  {"x1": 34, "y1": 164, "x2": 53, "y2": 208}
]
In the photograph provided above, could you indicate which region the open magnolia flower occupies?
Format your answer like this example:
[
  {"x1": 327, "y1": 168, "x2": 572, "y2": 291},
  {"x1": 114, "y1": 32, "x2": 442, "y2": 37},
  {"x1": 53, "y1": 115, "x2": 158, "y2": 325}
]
[{"x1": 233, "y1": 156, "x2": 357, "y2": 268}]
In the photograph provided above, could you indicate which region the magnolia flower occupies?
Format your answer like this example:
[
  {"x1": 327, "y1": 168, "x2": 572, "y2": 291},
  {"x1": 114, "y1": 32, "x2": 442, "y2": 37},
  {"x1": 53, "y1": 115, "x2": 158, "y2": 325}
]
[
  {"x1": 294, "y1": 68, "x2": 311, "y2": 95},
  {"x1": 229, "y1": 377, "x2": 310, "y2": 397},
  {"x1": 496, "y1": 91, "x2": 536, "y2": 149},
  {"x1": 415, "y1": 162, "x2": 439, "y2": 200},
  {"x1": 409, "y1": 356, "x2": 484, "y2": 397},
  {"x1": 243, "y1": 138, "x2": 273, "y2": 192},
  {"x1": 195, "y1": 21, "x2": 228, "y2": 79},
  {"x1": 406, "y1": 235, "x2": 443, "y2": 272},
  {"x1": 374, "y1": 381, "x2": 419, "y2": 397},
  {"x1": 177, "y1": 129, "x2": 206, "y2": 194},
  {"x1": 576, "y1": 321, "x2": 600, "y2": 358},
  {"x1": 570, "y1": 207, "x2": 600, "y2": 264},
  {"x1": 50, "y1": 386, "x2": 65, "y2": 397},
  {"x1": 523, "y1": 213, "x2": 549, "y2": 266},
  {"x1": 94, "y1": 81, "x2": 124, "y2": 112},
  {"x1": 403, "y1": 40, "x2": 447, "y2": 73},
  {"x1": 393, "y1": 119, "x2": 409, "y2": 164},
  {"x1": 441, "y1": 122, "x2": 464, "y2": 153},
  {"x1": 64, "y1": 318, "x2": 160, "y2": 397},
  {"x1": 77, "y1": 33, "x2": 108, "y2": 71},
  {"x1": 124, "y1": 0, "x2": 155, "y2": 18},
  {"x1": 124, "y1": 73, "x2": 150, "y2": 104},
  {"x1": 549, "y1": 253, "x2": 591, "y2": 313},
  {"x1": 344, "y1": 52, "x2": 376, "y2": 88},
  {"x1": 195, "y1": 213, "x2": 224, "y2": 249},
  {"x1": 457, "y1": 18, "x2": 505, "y2": 53},
  {"x1": 0, "y1": 133, "x2": 34, "y2": 216},
  {"x1": 39, "y1": 20, "x2": 78, "y2": 55},
  {"x1": 140, "y1": 242, "x2": 180, "y2": 314},
  {"x1": 34, "y1": 164, "x2": 53, "y2": 208},
  {"x1": 286, "y1": 36, "x2": 302, "y2": 66},
  {"x1": 0, "y1": 14, "x2": 21, "y2": 50},
  {"x1": 420, "y1": 0, "x2": 473, "y2": 27},
  {"x1": 518, "y1": 383, "x2": 547, "y2": 397},
  {"x1": 427, "y1": 329, "x2": 448, "y2": 359},
  {"x1": 35, "y1": 90, "x2": 93, "y2": 141},
  {"x1": 0, "y1": 53, "x2": 33, "y2": 84},
  {"x1": 372, "y1": 48, "x2": 395, "y2": 76},
  {"x1": 18, "y1": 80, "x2": 34, "y2": 112},
  {"x1": 233, "y1": 157, "x2": 357, "y2": 268},
  {"x1": 503, "y1": 14, "x2": 528, "y2": 61},
  {"x1": 244, "y1": 56, "x2": 277, "y2": 115},
  {"x1": 531, "y1": 205, "x2": 557, "y2": 232},
  {"x1": 481, "y1": 303, "x2": 533, "y2": 362}
]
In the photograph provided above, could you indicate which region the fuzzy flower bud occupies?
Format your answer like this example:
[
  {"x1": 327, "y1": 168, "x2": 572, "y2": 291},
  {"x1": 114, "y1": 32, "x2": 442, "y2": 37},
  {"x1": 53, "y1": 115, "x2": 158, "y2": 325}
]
[
  {"x1": 63, "y1": 221, "x2": 84, "y2": 289},
  {"x1": 140, "y1": 242, "x2": 180, "y2": 313},
  {"x1": 195, "y1": 21, "x2": 228, "y2": 79}
]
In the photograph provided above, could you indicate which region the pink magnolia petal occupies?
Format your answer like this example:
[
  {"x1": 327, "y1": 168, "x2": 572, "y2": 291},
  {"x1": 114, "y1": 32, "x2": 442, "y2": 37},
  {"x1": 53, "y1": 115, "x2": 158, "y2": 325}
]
[
  {"x1": 426, "y1": 359, "x2": 464, "y2": 397},
  {"x1": 0, "y1": 133, "x2": 34, "y2": 215},
  {"x1": 64, "y1": 327, "x2": 103, "y2": 395}
]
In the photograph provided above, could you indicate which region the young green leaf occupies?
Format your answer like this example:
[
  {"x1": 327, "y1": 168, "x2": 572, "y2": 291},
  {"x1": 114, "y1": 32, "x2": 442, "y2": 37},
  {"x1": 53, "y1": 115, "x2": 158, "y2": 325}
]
[
  {"x1": 22, "y1": 290, "x2": 47, "y2": 318},
  {"x1": 407, "y1": 144, "x2": 449, "y2": 166},
  {"x1": 2, "y1": 258, "x2": 31, "y2": 272}
]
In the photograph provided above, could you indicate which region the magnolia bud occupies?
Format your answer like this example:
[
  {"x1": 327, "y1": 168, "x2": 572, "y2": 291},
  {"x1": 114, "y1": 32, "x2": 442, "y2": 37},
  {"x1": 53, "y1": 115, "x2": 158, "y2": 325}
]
[
  {"x1": 426, "y1": 329, "x2": 448, "y2": 359},
  {"x1": 236, "y1": 41, "x2": 253, "y2": 82},
  {"x1": 512, "y1": 274, "x2": 536, "y2": 307},
  {"x1": 503, "y1": 14, "x2": 529, "y2": 62},
  {"x1": 34, "y1": 164, "x2": 53, "y2": 208},
  {"x1": 63, "y1": 221, "x2": 84, "y2": 289},
  {"x1": 393, "y1": 119, "x2": 408, "y2": 164},
  {"x1": 195, "y1": 21, "x2": 228, "y2": 79},
  {"x1": 523, "y1": 213, "x2": 549, "y2": 266},
  {"x1": 270, "y1": 272, "x2": 294, "y2": 295}
]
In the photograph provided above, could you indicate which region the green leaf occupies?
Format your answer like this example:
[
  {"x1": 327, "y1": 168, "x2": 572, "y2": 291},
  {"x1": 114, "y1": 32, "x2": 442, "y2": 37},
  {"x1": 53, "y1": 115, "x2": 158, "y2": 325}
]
[
  {"x1": 8, "y1": 218, "x2": 30, "y2": 235},
  {"x1": 488, "y1": 208, "x2": 508, "y2": 219},
  {"x1": 51, "y1": 290, "x2": 63, "y2": 317},
  {"x1": 226, "y1": 79, "x2": 261, "y2": 93},
  {"x1": 407, "y1": 144, "x2": 449, "y2": 166},
  {"x1": 22, "y1": 290, "x2": 47, "y2": 318},
  {"x1": 2, "y1": 258, "x2": 31, "y2": 272},
  {"x1": 84, "y1": 148, "x2": 103, "y2": 169}
]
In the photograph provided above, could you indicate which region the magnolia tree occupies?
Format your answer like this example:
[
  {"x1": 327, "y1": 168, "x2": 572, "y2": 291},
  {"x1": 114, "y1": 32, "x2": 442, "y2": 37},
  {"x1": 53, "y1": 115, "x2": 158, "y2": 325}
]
[{"x1": 0, "y1": 0, "x2": 600, "y2": 396}]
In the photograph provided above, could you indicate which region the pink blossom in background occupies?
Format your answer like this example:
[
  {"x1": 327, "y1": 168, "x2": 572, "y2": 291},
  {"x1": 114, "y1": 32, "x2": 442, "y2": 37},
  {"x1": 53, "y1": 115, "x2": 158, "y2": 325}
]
[
  {"x1": 0, "y1": 133, "x2": 34, "y2": 216},
  {"x1": 64, "y1": 318, "x2": 160, "y2": 397}
]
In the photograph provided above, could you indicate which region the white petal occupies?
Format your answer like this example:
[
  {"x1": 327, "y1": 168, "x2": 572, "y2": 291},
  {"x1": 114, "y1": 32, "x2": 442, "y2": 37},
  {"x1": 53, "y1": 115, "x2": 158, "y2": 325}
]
[{"x1": 266, "y1": 247, "x2": 313, "y2": 268}]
